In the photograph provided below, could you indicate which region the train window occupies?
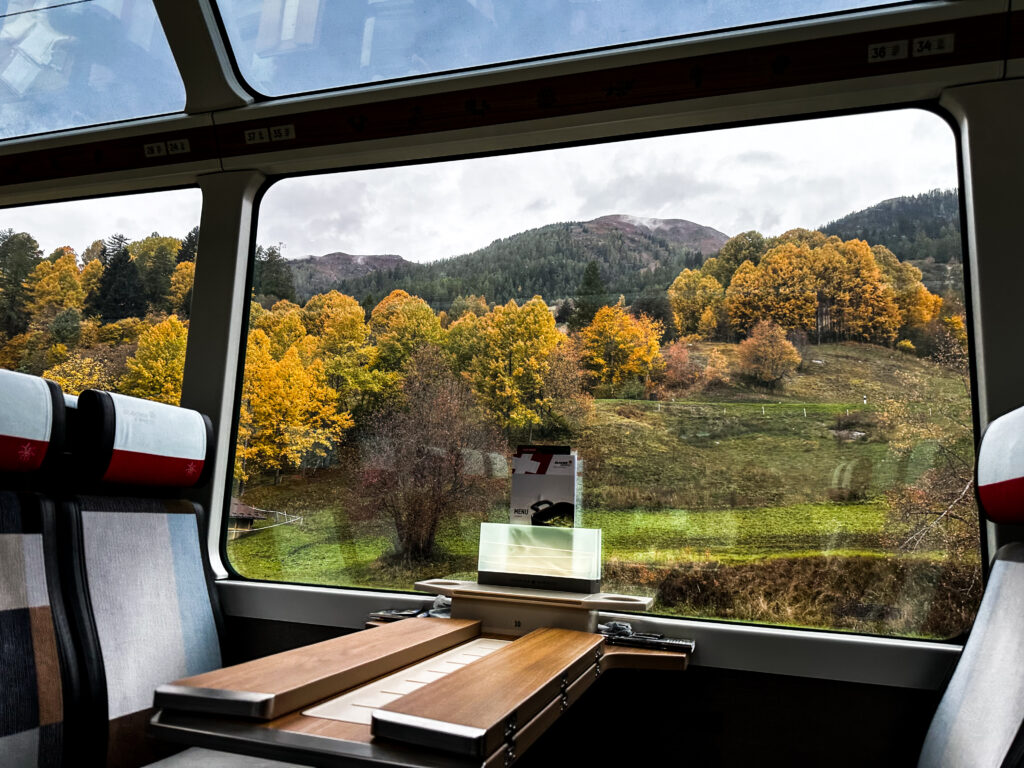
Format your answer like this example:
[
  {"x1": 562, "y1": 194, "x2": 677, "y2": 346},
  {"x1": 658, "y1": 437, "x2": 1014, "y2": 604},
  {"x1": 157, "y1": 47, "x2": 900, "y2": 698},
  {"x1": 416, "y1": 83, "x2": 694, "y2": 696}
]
[
  {"x1": 0, "y1": 0, "x2": 184, "y2": 140},
  {"x1": 215, "y1": 0, "x2": 906, "y2": 98},
  {"x1": 227, "y1": 108, "x2": 980, "y2": 639},
  {"x1": 0, "y1": 189, "x2": 201, "y2": 404}
]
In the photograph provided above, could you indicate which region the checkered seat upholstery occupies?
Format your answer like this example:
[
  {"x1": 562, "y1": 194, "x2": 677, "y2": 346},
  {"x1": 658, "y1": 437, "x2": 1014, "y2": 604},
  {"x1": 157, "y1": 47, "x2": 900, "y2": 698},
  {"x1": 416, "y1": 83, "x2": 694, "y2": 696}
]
[
  {"x1": 0, "y1": 371, "x2": 78, "y2": 767},
  {"x1": 60, "y1": 391, "x2": 226, "y2": 768}
]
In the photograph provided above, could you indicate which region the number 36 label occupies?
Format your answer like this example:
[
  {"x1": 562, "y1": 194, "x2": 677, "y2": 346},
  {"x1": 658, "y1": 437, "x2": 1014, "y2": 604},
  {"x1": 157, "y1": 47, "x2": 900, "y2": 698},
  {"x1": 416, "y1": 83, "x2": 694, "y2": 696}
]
[{"x1": 868, "y1": 41, "x2": 908, "y2": 62}]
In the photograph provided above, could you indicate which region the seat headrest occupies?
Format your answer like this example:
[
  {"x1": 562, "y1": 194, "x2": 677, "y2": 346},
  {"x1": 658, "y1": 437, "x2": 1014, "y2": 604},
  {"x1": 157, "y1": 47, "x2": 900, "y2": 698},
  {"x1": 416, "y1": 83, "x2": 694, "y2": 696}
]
[
  {"x1": 978, "y1": 404, "x2": 1024, "y2": 524},
  {"x1": 0, "y1": 370, "x2": 64, "y2": 473},
  {"x1": 75, "y1": 390, "x2": 212, "y2": 487}
]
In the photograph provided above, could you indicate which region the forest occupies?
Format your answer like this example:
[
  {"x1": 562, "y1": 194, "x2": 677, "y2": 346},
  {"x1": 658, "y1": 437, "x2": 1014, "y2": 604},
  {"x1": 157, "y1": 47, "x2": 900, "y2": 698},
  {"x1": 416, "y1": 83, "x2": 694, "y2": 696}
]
[{"x1": 0, "y1": 211, "x2": 977, "y2": 638}]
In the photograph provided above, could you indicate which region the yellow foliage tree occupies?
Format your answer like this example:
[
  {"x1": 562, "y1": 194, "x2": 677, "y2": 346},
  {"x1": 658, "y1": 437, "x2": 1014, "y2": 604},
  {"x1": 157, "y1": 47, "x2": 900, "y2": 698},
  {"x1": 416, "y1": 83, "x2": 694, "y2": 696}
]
[
  {"x1": 724, "y1": 236, "x2": 901, "y2": 344},
  {"x1": 667, "y1": 269, "x2": 724, "y2": 335},
  {"x1": 369, "y1": 289, "x2": 443, "y2": 371},
  {"x1": 872, "y1": 244, "x2": 942, "y2": 333},
  {"x1": 169, "y1": 261, "x2": 195, "y2": 316},
  {"x1": 43, "y1": 355, "x2": 112, "y2": 395},
  {"x1": 697, "y1": 305, "x2": 720, "y2": 340},
  {"x1": 444, "y1": 310, "x2": 483, "y2": 373},
  {"x1": 468, "y1": 297, "x2": 562, "y2": 433},
  {"x1": 303, "y1": 291, "x2": 368, "y2": 355},
  {"x1": 25, "y1": 250, "x2": 86, "y2": 328},
  {"x1": 303, "y1": 291, "x2": 395, "y2": 417},
  {"x1": 234, "y1": 329, "x2": 352, "y2": 485},
  {"x1": 737, "y1": 320, "x2": 802, "y2": 388},
  {"x1": 579, "y1": 298, "x2": 663, "y2": 393},
  {"x1": 254, "y1": 299, "x2": 306, "y2": 359},
  {"x1": 129, "y1": 234, "x2": 181, "y2": 312},
  {"x1": 119, "y1": 315, "x2": 188, "y2": 405}
]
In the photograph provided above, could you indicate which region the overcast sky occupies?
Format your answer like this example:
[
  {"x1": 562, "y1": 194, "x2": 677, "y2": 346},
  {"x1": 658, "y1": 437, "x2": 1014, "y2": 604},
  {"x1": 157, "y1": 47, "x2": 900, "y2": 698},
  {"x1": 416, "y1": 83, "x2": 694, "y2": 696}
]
[{"x1": 1, "y1": 109, "x2": 958, "y2": 263}]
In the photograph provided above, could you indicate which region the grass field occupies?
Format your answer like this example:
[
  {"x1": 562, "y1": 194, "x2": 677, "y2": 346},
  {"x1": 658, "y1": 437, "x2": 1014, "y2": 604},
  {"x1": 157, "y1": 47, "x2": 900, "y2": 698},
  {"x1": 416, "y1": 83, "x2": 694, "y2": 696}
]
[{"x1": 228, "y1": 342, "x2": 980, "y2": 637}]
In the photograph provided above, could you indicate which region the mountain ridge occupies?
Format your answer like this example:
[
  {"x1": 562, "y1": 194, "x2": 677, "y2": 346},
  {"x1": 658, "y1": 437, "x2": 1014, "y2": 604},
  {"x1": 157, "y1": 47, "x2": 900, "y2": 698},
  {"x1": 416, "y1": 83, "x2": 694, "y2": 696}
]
[{"x1": 288, "y1": 213, "x2": 729, "y2": 306}]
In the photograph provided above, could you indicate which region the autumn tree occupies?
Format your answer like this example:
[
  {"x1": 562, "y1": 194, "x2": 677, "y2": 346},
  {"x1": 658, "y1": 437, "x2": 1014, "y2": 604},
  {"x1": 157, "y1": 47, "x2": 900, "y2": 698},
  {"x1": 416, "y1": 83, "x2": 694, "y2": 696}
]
[
  {"x1": 872, "y1": 244, "x2": 942, "y2": 340},
  {"x1": 444, "y1": 310, "x2": 483, "y2": 373},
  {"x1": 659, "y1": 340, "x2": 696, "y2": 390},
  {"x1": 369, "y1": 290, "x2": 443, "y2": 371},
  {"x1": 736, "y1": 320, "x2": 801, "y2": 389},
  {"x1": 234, "y1": 328, "x2": 352, "y2": 487},
  {"x1": 0, "y1": 230, "x2": 43, "y2": 338},
  {"x1": 43, "y1": 355, "x2": 112, "y2": 395},
  {"x1": 703, "y1": 230, "x2": 768, "y2": 287},
  {"x1": 356, "y1": 347, "x2": 507, "y2": 562},
  {"x1": 129, "y1": 234, "x2": 181, "y2": 312},
  {"x1": 304, "y1": 290, "x2": 395, "y2": 419},
  {"x1": 668, "y1": 269, "x2": 724, "y2": 336},
  {"x1": 448, "y1": 294, "x2": 489, "y2": 320},
  {"x1": 81, "y1": 239, "x2": 105, "y2": 265},
  {"x1": 253, "y1": 299, "x2": 306, "y2": 359},
  {"x1": 119, "y1": 315, "x2": 189, "y2": 405},
  {"x1": 465, "y1": 297, "x2": 562, "y2": 434},
  {"x1": 169, "y1": 261, "x2": 196, "y2": 317},
  {"x1": 579, "y1": 298, "x2": 663, "y2": 395},
  {"x1": 24, "y1": 249, "x2": 86, "y2": 329}
]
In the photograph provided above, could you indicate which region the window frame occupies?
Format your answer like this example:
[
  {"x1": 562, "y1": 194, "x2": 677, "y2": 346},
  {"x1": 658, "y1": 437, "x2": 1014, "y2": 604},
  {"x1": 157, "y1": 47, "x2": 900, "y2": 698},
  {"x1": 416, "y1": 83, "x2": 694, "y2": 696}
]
[{"x1": 216, "y1": 103, "x2": 984, "y2": 647}]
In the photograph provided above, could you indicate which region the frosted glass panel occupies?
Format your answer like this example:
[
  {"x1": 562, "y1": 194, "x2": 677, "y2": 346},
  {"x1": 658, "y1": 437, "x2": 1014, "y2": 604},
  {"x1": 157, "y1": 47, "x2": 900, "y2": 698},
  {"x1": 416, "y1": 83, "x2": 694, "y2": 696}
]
[{"x1": 478, "y1": 523, "x2": 601, "y2": 581}]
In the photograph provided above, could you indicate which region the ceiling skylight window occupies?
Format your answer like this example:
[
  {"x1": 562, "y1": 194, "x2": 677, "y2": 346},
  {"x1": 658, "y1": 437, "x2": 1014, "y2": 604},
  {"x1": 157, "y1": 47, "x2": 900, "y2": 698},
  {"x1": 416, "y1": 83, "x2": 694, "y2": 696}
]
[
  {"x1": 0, "y1": 0, "x2": 185, "y2": 140},
  {"x1": 215, "y1": 0, "x2": 907, "y2": 97}
]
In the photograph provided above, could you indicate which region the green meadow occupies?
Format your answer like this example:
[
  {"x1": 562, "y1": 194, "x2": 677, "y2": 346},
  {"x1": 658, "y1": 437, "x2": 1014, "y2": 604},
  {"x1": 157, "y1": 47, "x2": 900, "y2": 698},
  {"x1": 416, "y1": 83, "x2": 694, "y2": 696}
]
[{"x1": 228, "y1": 342, "x2": 980, "y2": 638}]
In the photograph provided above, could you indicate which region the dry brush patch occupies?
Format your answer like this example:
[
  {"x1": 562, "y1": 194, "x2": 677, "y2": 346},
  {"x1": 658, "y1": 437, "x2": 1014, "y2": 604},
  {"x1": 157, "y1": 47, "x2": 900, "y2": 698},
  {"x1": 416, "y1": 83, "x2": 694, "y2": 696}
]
[{"x1": 628, "y1": 554, "x2": 980, "y2": 637}]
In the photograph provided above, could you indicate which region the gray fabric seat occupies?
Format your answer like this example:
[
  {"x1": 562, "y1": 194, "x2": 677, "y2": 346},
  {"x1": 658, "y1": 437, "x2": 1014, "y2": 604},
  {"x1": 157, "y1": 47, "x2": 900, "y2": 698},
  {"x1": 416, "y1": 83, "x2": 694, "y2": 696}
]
[
  {"x1": 60, "y1": 391, "x2": 307, "y2": 768},
  {"x1": 918, "y1": 543, "x2": 1024, "y2": 768},
  {"x1": 920, "y1": 402, "x2": 1024, "y2": 768}
]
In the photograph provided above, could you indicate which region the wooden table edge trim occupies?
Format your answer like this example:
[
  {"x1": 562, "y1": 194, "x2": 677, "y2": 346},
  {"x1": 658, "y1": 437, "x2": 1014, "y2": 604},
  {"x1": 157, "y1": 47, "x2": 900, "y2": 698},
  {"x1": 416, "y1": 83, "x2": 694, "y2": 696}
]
[{"x1": 159, "y1": 618, "x2": 481, "y2": 719}]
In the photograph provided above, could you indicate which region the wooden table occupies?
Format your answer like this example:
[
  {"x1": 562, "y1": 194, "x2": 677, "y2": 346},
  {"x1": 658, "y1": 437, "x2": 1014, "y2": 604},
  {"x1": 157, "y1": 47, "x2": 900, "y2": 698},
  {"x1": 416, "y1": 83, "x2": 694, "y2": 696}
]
[{"x1": 150, "y1": 618, "x2": 688, "y2": 768}]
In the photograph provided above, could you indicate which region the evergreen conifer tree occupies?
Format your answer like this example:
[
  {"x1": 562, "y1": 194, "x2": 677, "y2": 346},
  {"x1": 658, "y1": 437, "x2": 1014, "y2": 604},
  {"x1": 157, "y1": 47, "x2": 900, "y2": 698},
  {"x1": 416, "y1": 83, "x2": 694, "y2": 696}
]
[
  {"x1": 90, "y1": 246, "x2": 147, "y2": 322},
  {"x1": 252, "y1": 245, "x2": 296, "y2": 304},
  {"x1": 178, "y1": 226, "x2": 200, "y2": 263},
  {"x1": 569, "y1": 261, "x2": 608, "y2": 332},
  {"x1": 0, "y1": 230, "x2": 42, "y2": 338}
]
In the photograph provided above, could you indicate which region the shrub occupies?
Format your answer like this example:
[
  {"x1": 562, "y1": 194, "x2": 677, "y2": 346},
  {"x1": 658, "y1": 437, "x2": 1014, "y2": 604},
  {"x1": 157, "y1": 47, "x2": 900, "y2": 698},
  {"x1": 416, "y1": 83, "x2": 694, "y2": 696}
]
[
  {"x1": 660, "y1": 341, "x2": 697, "y2": 390},
  {"x1": 737, "y1": 321, "x2": 801, "y2": 388},
  {"x1": 896, "y1": 339, "x2": 916, "y2": 354}
]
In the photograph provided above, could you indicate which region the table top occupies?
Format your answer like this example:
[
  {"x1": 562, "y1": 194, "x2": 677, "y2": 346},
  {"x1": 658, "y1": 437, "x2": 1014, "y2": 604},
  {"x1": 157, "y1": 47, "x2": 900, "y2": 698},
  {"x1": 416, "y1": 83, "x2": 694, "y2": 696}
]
[{"x1": 150, "y1": 619, "x2": 688, "y2": 768}]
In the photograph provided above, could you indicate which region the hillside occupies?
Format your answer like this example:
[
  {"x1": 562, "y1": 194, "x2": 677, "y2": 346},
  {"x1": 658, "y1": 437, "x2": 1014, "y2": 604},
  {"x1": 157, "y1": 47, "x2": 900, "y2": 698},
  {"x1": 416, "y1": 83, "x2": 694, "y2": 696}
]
[
  {"x1": 821, "y1": 189, "x2": 963, "y2": 295},
  {"x1": 289, "y1": 252, "x2": 408, "y2": 302},
  {"x1": 289, "y1": 214, "x2": 729, "y2": 306}
]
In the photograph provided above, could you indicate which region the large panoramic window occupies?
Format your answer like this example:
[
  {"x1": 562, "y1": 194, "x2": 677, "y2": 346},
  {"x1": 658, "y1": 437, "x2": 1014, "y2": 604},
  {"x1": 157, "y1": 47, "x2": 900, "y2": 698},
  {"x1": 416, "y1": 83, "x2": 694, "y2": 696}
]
[
  {"x1": 215, "y1": 0, "x2": 905, "y2": 97},
  {"x1": 0, "y1": 0, "x2": 185, "y2": 140},
  {"x1": 227, "y1": 108, "x2": 979, "y2": 639},
  {"x1": 0, "y1": 190, "x2": 202, "y2": 404}
]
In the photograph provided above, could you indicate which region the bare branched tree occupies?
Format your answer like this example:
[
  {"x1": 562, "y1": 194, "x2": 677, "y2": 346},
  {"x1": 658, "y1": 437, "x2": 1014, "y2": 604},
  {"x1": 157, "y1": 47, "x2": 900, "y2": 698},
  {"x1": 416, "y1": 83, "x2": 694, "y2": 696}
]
[{"x1": 357, "y1": 347, "x2": 508, "y2": 562}]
